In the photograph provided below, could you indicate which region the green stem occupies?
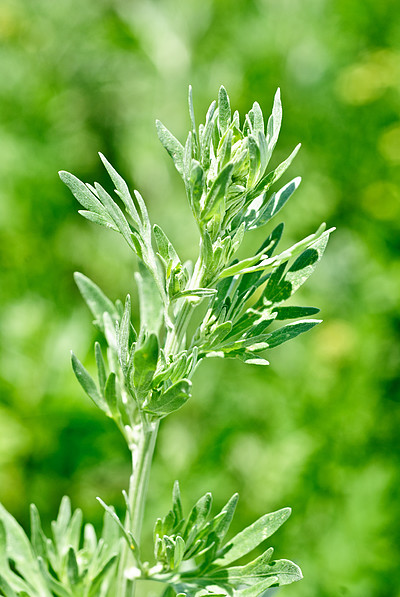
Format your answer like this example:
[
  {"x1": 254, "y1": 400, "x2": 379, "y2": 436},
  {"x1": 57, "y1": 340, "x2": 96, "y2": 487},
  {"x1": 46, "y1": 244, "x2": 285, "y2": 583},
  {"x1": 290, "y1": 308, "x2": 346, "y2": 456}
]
[{"x1": 118, "y1": 420, "x2": 159, "y2": 597}]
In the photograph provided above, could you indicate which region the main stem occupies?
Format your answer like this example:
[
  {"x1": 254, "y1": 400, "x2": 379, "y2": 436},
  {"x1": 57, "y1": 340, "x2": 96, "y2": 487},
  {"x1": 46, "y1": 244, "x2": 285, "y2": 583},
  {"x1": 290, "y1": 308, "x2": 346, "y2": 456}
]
[
  {"x1": 119, "y1": 420, "x2": 159, "y2": 597},
  {"x1": 119, "y1": 254, "x2": 205, "y2": 596}
]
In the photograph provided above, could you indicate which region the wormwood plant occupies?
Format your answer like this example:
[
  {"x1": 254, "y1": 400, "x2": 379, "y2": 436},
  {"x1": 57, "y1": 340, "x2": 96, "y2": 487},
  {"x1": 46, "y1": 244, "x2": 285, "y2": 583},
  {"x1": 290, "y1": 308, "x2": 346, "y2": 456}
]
[{"x1": 0, "y1": 86, "x2": 333, "y2": 597}]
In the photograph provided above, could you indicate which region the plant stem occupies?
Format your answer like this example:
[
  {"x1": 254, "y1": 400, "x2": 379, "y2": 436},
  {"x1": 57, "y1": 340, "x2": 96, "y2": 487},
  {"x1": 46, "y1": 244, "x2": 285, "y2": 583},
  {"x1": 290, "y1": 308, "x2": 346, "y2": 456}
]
[{"x1": 118, "y1": 420, "x2": 159, "y2": 597}]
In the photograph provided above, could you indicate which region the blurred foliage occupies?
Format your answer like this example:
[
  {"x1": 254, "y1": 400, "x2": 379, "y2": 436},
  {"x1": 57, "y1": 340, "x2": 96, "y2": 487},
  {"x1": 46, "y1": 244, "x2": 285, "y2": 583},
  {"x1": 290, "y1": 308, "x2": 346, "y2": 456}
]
[{"x1": 0, "y1": 0, "x2": 399, "y2": 596}]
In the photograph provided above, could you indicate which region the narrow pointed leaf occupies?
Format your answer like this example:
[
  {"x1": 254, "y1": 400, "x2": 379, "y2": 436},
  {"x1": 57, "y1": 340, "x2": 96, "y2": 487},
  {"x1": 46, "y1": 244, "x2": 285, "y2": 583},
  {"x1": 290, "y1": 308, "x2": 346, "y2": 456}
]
[{"x1": 156, "y1": 120, "x2": 184, "y2": 175}]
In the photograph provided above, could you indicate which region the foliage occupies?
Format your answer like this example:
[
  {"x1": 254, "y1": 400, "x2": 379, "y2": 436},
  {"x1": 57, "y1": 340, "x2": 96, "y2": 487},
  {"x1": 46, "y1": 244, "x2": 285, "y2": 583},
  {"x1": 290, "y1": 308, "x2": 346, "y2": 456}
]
[{"x1": 0, "y1": 86, "x2": 331, "y2": 596}]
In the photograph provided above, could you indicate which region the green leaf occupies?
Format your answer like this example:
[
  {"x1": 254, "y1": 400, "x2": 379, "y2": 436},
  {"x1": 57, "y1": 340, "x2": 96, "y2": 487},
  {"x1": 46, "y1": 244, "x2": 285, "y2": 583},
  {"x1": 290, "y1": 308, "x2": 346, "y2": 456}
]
[
  {"x1": 74, "y1": 272, "x2": 118, "y2": 331},
  {"x1": 88, "y1": 555, "x2": 118, "y2": 597},
  {"x1": 0, "y1": 503, "x2": 46, "y2": 592},
  {"x1": 96, "y1": 498, "x2": 139, "y2": 554},
  {"x1": 0, "y1": 576, "x2": 19, "y2": 597},
  {"x1": 172, "y1": 481, "x2": 183, "y2": 523},
  {"x1": 218, "y1": 86, "x2": 231, "y2": 134},
  {"x1": 265, "y1": 319, "x2": 321, "y2": 349},
  {"x1": 214, "y1": 507, "x2": 291, "y2": 567},
  {"x1": 29, "y1": 504, "x2": 47, "y2": 560},
  {"x1": 154, "y1": 224, "x2": 181, "y2": 269},
  {"x1": 201, "y1": 163, "x2": 233, "y2": 222},
  {"x1": 59, "y1": 171, "x2": 107, "y2": 216},
  {"x1": 104, "y1": 372, "x2": 118, "y2": 418},
  {"x1": 98, "y1": 152, "x2": 141, "y2": 227},
  {"x1": 245, "y1": 177, "x2": 301, "y2": 231},
  {"x1": 156, "y1": 120, "x2": 184, "y2": 175},
  {"x1": 133, "y1": 333, "x2": 159, "y2": 396},
  {"x1": 272, "y1": 306, "x2": 320, "y2": 320},
  {"x1": 266, "y1": 87, "x2": 282, "y2": 154},
  {"x1": 71, "y1": 352, "x2": 108, "y2": 414},
  {"x1": 38, "y1": 557, "x2": 72, "y2": 597},
  {"x1": 183, "y1": 492, "x2": 212, "y2": 539},
  {"x1": 67, "y1": 547, "x2": 79, "y2": 586},
  {"x1": 263, "y1": 232, "x2": 330, "y2": 304},
  {"x1": 95, "y1": 342, "x2": 107, "y2": 395},
  {"x1": 144, "y1": 379, "x2": 191, "y2": 417},
  {"x1": 117, "y1": 294, "x2": 132, "y2": 371},
  {"x1": 135, "y1": 262, "x2": 164, "y2": 336}
]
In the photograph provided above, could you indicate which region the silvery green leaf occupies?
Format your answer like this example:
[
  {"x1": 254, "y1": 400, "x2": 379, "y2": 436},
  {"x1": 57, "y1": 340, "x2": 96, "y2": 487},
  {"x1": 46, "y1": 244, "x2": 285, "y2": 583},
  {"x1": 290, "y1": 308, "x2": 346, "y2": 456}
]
[
  {"x1": 214, "y1": 507, "x2": 291, "y2": 567},
  {"x1": 263, "y1": 231, "x2": 330, "y2": 304},
  {"x1": 208, "y1": 556, "x2": 301, "y2": 589},
  {"x1": 218, "y1": 129, "x2": 232, "y2": 169},
  {"x1": 154, "y1": 224, "x2": 180, "y2": 269},
  {"x1": 188, "y1": 161, "x2": 205, "y2": 217},
  {"x1": 135, "y1": 262, "x2": 164, "y2": 336},
  {"x1": 78, "y1": 210, "x2": 119, "y2": 231},
  {"x1": 200, "y1": 100, "x2": 217, "y2": 168},
  {"x1": 117, "y1": 295, "x2": 132, "y2": 371},
  {"x1": 71, "y1": 353, "x2": 109, "y2": 414},
  {"x1": 104, "y1": 372, "x2": 118, "y2": 418},
  {"x1": 88, "y1": 555, "x2": 118, "y2": 597},
  {"x1": 266, "y1": 319, "x2": 321, "y2": 348},
  {"x1": 133, "y1": 333, "x2": 159, "y2": 396},
  {"x1": 156, "y1": 120, "x2": 184, "y2": 175},
  {"x1": 172, "y1": 481, "x2": 183, "y2": 523},
  {"x1": 237, "y1": 576, "x2": 279, "y2": 597},
  {"x1": 98, "y1": 152, "x2": 141, "y2": 227},
  {"x1": 183, "y1": 492, "x2": 212, "y2": 539},
  {"x1": 144, "y1": 379, "x2": 191, "y2": 417},
  {"x1": 218, "y1": 86, "x2": 231, "y2": 134},
  {"x1": 59, "y1": 171, "x2": 107, "y2": 216},
  {"x1": 266, "y1": 87, "x2": 282, "y2": 155},
  {"x1": 94, "y1": 342, "x2": 107, "y2": 395},
  {"x1": 67, "y1": 547, "x2": 79, "y2": 586},
  {"x1": 67, "y1": 508, "x2": 83, "y2": 552},
  {"x1": 173, "y1": 288, "x2": 217, "y2": 300},
  {"x1": 38, "y1": 557, "x2": 72, "y2": 597},
  {"x1": 94, "y1": 183, "x2": 135, "y2": 249},
  {"x1": 245, "y1": 176, "x2": 301, "y2": 231},
  {"x1": 272, "y1": 306, "x2": 320, "y2": 320},
  {"x1": 30, "y1": 504, "x2": 47, "y2": 560},
  {"x1": 173, "y1": 536, "x2": 186, "y2": 569},
  {"x1": 0, "y1": 576, "x2": 18, "y2": 597},
  {"x1": 208, "y1": 493, "x2": 239, "y2": 548},
  {"x1": 74, "y1": 272, "x2": 118, "y2": 331},
  {"x1": 188, "y1": 86, "x2": 198, "y2": 154},
  {"x1": 251, "y1": 101, "x2": 264, "y2": 136},
  {"x1": 201, "y1": 163, "x2": 233, "y2": 222},
  {"x1": 247, "y1": 136, "x2": 260, "y2": 187},
  {"x1": 0, "y1": 503, "x2": 48, "y2": 593},
  {"x1": 248, "y1": 143, "x2": 301, "y2": 203},
  {"x1": 96, "y1": 498, "x2": 139, "y2": 554}
]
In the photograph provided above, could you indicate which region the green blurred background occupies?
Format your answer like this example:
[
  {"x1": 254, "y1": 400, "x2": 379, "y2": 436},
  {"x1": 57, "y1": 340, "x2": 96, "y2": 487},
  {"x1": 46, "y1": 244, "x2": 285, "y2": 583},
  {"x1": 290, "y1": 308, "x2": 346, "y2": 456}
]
[{"x1": 0, "y1": 0, "x2": 399, "y2": 595}]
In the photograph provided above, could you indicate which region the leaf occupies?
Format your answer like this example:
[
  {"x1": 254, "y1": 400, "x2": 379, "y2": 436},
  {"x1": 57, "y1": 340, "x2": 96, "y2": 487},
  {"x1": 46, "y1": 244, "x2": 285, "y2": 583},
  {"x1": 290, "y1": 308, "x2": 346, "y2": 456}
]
[
  {"x1": 74, "y1": 272, "x2": 118, "y2": 331},
  {"x1": 135, "y1": 262, "x2": 164, "y2": 336},
  {"x1": 133, "y1": 333, "x2": 159, "y2": 396},
  {"x1": 38, "y1": 557, "x2": 72, "y2": 597},
  {"x1": 209, "y1": 493, "x2": 239, "y2": 549},
  {"x1": 95, "y1": 342, "x2": 107, "y2": 394},
  {"x1": 272, "y1": 306, "x2": 320, "y2": 320},
  {"x1": 245, "y1": 177, "x2": 301, "y2": 231},
  {"x1": 98, "y1": 152, "x2": 141, "y2": 227},
  {"x1": 59, "y1": 171, "x2": 107, "y2": 216},
  {"x1": 183, "y1": 492, "x2": 212, "y2": 539},
  {"x1": 266, "y1": 88, "x2": 282, "y2": 154},
  {"x1": 104, "y1": 372, "x2": 118, "y2": 418},
  {"x1": 144, "y1": 379, "x2": 191, "y2": 417},
  {"x1": 201, "y1": 163, "x2": 233, "y2": 222},
  {"x1": 88, "y1": 555, "x2": 118, "y2": 597},
  {"x1": 173, "y1": 288, "x2": 217, "y2": 300},
  {"x1": 96, "y1": 498, "x2": 138, "y2": 553},
  {"x1": 172, "y1": 481, "x2": 183, "y2": 523},
  {"x1": 156, "y1": 120, "x2": 184, "y2": 175},
  {"x1": 263, "y1": 232, "x2": 330, "y2": 304},
  {"x1": 154, "y1": 224, "x2": 180, "y2": 269},
  {"x1": 218, "y1": 86, "x2": 231, "y2": 133},
  {"x1": 67, "y1": 547, "x2": 79, "y2": 586},
  {"x1": 214, "y1": 507, "x2": 291, "y2": 567},
  {"x1": 71, "y1": 352, "x2": 108, "y2": 414},
  {"x1": 30, "y1": 504, "x2": 47, "y2": 560},
  {"x1": 78, "y1": 210, "x2": 118, "y2": 231},
  {"x1": 117, "y1": 294, "x2": 132, "y2": 371},
  {"x1": 0, "y1": 503, "x2": 46, "y2": 592},
  {"x1": 266, "y1": 319, "x2": 321, "y2": 349}
]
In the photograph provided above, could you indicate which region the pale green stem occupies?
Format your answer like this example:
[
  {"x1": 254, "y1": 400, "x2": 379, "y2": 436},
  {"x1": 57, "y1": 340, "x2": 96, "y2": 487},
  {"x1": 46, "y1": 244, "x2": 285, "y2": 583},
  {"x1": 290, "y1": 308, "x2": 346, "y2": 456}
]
[{"x1": 119, "y1": 420, "x2": 159, "y2": 597}]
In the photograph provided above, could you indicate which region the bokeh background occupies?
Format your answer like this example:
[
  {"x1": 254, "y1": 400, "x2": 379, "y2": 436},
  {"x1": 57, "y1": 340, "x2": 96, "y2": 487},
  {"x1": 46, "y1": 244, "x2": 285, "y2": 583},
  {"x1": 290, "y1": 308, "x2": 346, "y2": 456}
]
[{"x1": 0, "y1": 0, "x2": 399, "y2": 595}]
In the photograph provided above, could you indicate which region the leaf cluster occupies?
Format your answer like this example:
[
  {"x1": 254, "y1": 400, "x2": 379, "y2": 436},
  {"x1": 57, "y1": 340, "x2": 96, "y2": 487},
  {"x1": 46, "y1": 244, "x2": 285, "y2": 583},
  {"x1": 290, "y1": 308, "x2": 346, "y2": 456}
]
[
  {"x1": 0, "y1": 498, "x2": 119, "y2": 597},
  {"x1": 147, "y1": 483, "x2": 301, "y2": 597}
]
